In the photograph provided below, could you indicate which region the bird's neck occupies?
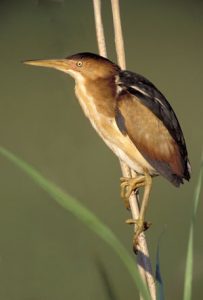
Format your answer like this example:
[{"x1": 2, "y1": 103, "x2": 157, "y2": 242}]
[{"x1": 75, "y1": 75, "x2": 118, "y2": 118}]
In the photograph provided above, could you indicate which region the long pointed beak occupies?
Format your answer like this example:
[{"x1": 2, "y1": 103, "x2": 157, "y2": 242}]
[{"x1": 23, "y1": 59, "x2": 69, "y2": 72}]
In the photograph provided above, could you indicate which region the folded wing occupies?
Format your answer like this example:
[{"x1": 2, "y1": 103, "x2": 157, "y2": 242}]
[{"x1": 116, "y1": 70, "x2": 191, "y2": 186}]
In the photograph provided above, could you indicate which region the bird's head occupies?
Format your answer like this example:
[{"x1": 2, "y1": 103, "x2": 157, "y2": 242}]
[{"x1": 24, "y1": 52, "x2": 120, "y2": 82}]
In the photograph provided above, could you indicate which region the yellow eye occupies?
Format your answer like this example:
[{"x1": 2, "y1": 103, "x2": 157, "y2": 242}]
[{"x1": 76, "y1": 61, "x2": 83, "y2": 67}]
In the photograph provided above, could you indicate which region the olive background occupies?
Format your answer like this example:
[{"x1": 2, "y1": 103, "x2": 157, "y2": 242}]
[{"x1": 0, "y1": 0, "x2": 202, "y2": 299}]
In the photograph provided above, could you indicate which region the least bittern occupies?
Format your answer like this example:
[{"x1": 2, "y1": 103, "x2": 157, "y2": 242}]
[{"x1": 24, "y1": 53, "x2": 191, "y2": 249}]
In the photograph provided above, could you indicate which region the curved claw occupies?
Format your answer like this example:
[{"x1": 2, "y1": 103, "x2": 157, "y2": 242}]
[
  {"x1": 125, "y1": 218, "x2": 152, "y2": 254},
  {"x1": 120, "y1": 176, "x2": 145, "y2": 201},
  {"x1": 126, "y1": 218, "x2": 151, "y2": 230}
]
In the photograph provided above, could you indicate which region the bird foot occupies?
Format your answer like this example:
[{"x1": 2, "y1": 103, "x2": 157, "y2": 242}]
[
  {"x1": 120, "y1": 176, "x2": 146, "y2": 209},
  {"x1": 126, "y1": 218, "x2": 152, "y2": 253}
]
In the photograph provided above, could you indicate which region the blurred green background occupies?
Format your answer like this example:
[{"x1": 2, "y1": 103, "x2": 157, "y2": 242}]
[{"x1": 0, "y1": 0, "x2": 202, "y2": 299}]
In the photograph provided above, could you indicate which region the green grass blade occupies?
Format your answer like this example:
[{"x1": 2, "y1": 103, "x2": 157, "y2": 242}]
[
  {"x1": 0, "y1": 146, "x2": 151, "y2": 300},
  {"x1": 183, "y1": 156, "x2": 203, "y2": 300}
]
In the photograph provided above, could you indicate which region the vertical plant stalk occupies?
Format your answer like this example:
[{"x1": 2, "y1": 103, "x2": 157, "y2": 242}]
[
  {"x1": 93, "y1": 0, "x2": 156, "y2": 299},
  {"x1": 110, "y1": 3, "x2": 156, "y2": 300},
  {"x1": 111, "y1": 2, "x2": 156, "y2": 300},
  {"x1": 93, "y1": 0, "x2": 107, "y2": 58},
  {"x1": 183, "y1": 156, "x2": 203, "y2": 300}
]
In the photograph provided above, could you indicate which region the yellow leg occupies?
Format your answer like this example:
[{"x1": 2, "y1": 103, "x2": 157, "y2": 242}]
[{"x1": 120, "y1": 173, "x2": 152, "y2": 253}]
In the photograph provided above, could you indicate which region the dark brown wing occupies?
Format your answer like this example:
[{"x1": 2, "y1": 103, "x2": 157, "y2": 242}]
[
  {"x1": 116, "y1": 71, "x2": 191, "y2": 186},
  {"x1": 119, "y1": 71, "x2": 187, "y2": 153}
]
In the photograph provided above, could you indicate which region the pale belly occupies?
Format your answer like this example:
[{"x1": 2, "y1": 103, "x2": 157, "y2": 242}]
[{"x1": 75, "y1": 83, "x2": 157, "y2": 176}]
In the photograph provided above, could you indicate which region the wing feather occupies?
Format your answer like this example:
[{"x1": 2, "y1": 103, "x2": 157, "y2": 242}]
[{"x1": 116, "y1": 70, "x2": 191, "y2": 185}]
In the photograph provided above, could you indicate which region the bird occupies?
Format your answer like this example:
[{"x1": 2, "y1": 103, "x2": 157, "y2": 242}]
[{"x1": 24, "y1": 52, "x2": 191, "y2": 250}]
